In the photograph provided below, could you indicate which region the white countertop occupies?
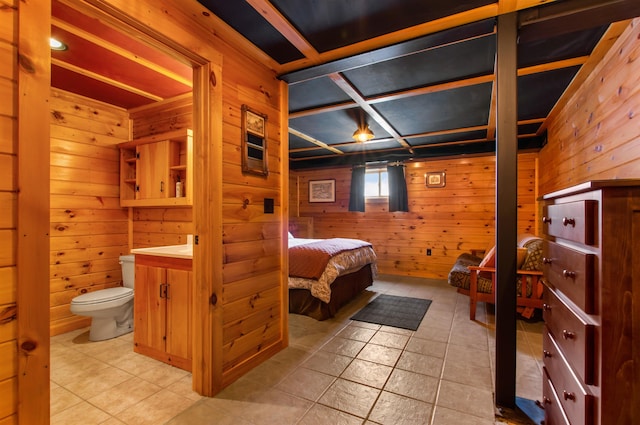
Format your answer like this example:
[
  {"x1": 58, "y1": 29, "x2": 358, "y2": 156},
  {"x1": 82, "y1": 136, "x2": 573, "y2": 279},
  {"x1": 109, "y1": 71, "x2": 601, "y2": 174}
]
[{"x1": 130, "y1": 243, "x2": 193, "y2": 259}]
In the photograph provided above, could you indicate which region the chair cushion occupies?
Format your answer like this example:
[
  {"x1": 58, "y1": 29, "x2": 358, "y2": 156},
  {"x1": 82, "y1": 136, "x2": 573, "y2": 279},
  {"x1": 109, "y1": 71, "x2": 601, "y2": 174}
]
[{"x1": 447, "y1": 253, "x2": 492, "y2": 293}]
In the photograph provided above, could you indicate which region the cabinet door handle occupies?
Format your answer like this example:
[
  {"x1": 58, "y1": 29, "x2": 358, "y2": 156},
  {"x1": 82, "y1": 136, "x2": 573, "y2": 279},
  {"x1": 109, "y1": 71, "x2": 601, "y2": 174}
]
[
  {"x1": 543, "y1": 303, "x2": 551, "y2": 311},
  {"x1": 562, "y1": 329, "x2": 575, "y2": 340},
  {"x1": 543, "y1": 350, "x2": 552, "y2": 358},
  {"x1": 562, "y1": 217, "x2": 575, "y2": 227},
  {"x1": 159, "y1": 283, "x2": 165, "y2": 299},
  {"x1": 543, "y1": 257, "x2": 553, "y2": 264},
  {"x1": 543, "y1": 396, "x2": 552, "y2": 405},
  {"x1": 563, "y1": 391, "x2": 576, "y2": 401},
  {"x1": 165, "y1": 283, "x2": 170, "y2": 300},
  {"x1": 160, "y1": 181, "x2": 164, "y2": 193},
  {"x1": 562, "y1": 269, "x2": 576, "y2": 279}
]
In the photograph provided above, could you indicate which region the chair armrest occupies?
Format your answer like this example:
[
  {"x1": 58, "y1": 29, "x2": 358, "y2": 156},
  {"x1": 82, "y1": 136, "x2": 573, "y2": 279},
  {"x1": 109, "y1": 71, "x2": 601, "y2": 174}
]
[{"x1": 468, "y1": 266, "x2": 495, "y2": 273}]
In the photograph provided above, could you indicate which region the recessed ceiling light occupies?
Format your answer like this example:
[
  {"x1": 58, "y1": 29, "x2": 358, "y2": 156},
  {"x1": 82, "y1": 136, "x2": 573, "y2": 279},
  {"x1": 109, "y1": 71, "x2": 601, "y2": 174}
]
[{"x1": 50, "y1": 37, "x2": 67, "y2": 51}]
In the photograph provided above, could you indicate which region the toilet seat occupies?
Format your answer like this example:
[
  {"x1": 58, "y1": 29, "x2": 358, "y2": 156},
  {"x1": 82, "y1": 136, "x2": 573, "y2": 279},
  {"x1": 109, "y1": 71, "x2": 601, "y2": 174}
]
[{"x1": 70, "y1": 287, "x2": 133, "y2": 313}]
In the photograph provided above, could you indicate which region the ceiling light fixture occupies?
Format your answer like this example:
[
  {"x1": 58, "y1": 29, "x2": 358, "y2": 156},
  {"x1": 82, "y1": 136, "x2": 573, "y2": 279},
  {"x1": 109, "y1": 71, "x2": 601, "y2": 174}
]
[
  {"x1": 352, "y1": 125, "x2": 374, "y2": 143},
  {"x1": 50, "y1": 37, "x2": 67, "y2": 51}
]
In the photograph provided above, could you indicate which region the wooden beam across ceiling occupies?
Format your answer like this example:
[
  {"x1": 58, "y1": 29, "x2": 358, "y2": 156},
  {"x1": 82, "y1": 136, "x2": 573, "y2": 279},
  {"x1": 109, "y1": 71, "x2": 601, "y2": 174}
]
[{"x1": 52, "y1": 17, "x2": 192, "y2": 88}]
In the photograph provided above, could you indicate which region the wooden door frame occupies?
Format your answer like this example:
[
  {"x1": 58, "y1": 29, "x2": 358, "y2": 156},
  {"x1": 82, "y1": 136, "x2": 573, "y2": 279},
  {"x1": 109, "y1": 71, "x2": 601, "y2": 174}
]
[
  {"x1": 17, "y1": 2, "x2": 52, "y2": 423},
  {"x1": 17, "y1": 4, "x2": 223, "y2": 422}
]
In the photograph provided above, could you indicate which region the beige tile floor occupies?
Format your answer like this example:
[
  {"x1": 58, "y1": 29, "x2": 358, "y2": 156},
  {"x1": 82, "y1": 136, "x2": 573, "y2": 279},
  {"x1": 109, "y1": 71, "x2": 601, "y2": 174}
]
[{"x1": 50, "y1": 274, "x2": 544, "y2": 424}]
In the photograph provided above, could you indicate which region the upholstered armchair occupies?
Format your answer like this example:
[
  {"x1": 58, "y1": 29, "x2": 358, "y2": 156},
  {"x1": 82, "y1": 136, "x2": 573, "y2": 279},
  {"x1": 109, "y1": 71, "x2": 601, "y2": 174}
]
[{"x1": 448, "y1": 234, "x2": 545, "y2": 320}]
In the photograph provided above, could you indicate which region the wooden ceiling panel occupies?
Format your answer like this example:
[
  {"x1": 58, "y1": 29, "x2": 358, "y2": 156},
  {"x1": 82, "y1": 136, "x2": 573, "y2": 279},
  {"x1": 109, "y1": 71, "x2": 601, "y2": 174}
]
[{"x1": 517, "y1": 66, "x2": 581, "y2": 121}]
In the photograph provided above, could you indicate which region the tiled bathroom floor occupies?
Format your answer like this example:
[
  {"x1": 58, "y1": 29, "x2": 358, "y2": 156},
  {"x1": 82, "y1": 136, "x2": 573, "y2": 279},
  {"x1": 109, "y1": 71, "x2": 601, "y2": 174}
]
[{"x1": 50, "y1": 275, "x2": 544, "y2": 424}]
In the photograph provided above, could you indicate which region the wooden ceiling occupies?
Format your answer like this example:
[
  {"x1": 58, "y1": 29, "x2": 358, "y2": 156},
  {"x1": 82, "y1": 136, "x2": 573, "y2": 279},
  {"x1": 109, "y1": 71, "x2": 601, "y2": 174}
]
[
  {"x1": 51, "y1": 0, "x2": 640, "y2": 168},
  {"x1": 51, "y1": 0, "x2": 192, "y2": 110}
]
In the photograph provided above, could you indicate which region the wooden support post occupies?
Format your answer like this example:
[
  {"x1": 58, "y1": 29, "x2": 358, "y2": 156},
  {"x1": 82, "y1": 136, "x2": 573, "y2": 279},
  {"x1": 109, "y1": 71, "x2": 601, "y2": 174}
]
[{"x1": 495, "y1": 11, "x2": 518, "y2": 409}]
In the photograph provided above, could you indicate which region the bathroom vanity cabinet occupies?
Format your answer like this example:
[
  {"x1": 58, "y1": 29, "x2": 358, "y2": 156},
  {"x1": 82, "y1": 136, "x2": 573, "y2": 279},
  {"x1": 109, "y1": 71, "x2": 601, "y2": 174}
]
[
  {"x1": 133, "y1": 254, "x2": 192, "y2": 371},
  {"x1": 119, "y1": 128, "x2": 192, "y2": 207}
]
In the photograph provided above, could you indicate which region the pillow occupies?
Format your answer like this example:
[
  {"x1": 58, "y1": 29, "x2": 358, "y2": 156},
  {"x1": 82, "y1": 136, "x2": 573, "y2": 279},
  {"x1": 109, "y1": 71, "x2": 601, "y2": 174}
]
[
  {"x1": 478, "y1": 245, "x2": 496, "y2": 268},
  {"x1": 479, "y1": 246, "x2": 527, "y2": 269},
  {"x1": 288, "y1": 231, "x2": 295, "y2": 239},
  {"x1": 521, "y1": 238, "x2": 543, "y2": 271}
]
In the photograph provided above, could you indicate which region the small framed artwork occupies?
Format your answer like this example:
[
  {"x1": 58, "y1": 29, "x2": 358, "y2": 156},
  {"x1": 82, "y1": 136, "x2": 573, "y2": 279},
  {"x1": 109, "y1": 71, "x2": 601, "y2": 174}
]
[
  {"x1": 425, "y1": 171, "x2": 446, "y2": 188},
  {"x1": 309, "y1": 179, "x2": 336, "y2": 203},
  {"x1": 241, "y1": 104, "x2": 268, "y2": 176}
]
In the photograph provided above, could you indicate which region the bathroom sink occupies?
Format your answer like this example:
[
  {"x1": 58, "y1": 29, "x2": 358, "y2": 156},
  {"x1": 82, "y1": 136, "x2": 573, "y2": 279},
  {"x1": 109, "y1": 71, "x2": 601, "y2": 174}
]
[{"x1": 130, "y1": 243, "x2": 193, "y2": 259}]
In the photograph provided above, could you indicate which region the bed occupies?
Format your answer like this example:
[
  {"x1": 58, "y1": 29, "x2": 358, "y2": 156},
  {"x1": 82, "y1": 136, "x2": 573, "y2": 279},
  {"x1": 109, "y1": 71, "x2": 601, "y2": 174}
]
[{"x1": 288, "y1": 234, "x2": 378, "y2": 320}]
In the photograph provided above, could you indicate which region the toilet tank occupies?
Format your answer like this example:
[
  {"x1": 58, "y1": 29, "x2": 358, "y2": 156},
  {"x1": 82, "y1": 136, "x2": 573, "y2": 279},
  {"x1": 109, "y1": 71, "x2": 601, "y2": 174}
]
[{"x1": 119, "y1": 254, "x2": 135, "y2": 289}]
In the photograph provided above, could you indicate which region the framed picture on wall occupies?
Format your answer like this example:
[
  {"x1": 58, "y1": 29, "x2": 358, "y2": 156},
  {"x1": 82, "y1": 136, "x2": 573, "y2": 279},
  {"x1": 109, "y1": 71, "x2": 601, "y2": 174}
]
[
  {"x1": 425, "y1": 171, "x2": 446, "y2": 188},
  {"x1": 309, "y1": 179, "x2": 336, "y2": 203},
  {"x1": 241, "y1": 105, "x2": 268, "y2": 176}
]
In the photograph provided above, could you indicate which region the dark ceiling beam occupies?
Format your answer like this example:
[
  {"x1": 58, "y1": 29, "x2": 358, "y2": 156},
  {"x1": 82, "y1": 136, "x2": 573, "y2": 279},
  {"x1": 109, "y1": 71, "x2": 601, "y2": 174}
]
[
  {"x1": 518, "y1": 0, "x2": 640, "y2": 43},
  {"x1": 289, "y1": 56, "x2": 587, "y2": 120},
  {"x1": 280, "y1": 20, "x2": 496, "y2": 84},
  {"x1": 278, "y1": 5, "x2": 501, "y2": 76},
  {"x1": 328, "y1": 73, "x2": 411, "y2": 149}
]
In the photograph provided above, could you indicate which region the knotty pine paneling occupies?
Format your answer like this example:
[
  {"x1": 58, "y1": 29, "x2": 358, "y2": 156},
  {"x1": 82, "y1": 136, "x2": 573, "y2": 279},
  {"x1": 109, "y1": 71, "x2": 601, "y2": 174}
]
[
  {"x1": 0, "y1": 3, "x2": 18, "y2": 422},
  {"x1": 292, "y1": 153, "x2": 538, "y2": 279},
  {"x1": 50, "y1": 89, "x2": 130, "y2": 336},
  {"x1": 540, "y1": 18, "x2": 640, "y2": 195},
  {"x1": 219, "y1": 47, "x2": 285, "y2": 381}
]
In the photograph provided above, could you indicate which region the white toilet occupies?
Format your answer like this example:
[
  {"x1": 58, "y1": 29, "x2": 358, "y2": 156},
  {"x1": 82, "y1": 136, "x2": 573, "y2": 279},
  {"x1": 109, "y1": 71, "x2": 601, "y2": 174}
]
[{"x1": 70, "y1": 254, "x2": 135, "y2": 341}]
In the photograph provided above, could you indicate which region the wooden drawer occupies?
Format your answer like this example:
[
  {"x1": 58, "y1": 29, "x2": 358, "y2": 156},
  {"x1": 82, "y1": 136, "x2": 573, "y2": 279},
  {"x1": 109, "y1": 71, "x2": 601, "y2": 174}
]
[
  {"x1": 543, "y1": 200, "x2": 596, "y2": 245},
  {"x1": 542, "y1": 241, "x2": 596, "y2": 314},
  {"x1": 543, "y1": 286, "x2": 595, "y2": 384},
  {"x1": 543, "y1": 368, "x2": 571, "y2": 425},
  {"x1": 543, "y1": 330, "x2": 594, "y2": 425}
]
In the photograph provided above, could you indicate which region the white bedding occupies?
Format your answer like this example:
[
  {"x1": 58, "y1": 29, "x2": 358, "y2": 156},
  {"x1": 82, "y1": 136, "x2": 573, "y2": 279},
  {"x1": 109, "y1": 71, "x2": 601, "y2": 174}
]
[{"x1": 288, "y1": 237, "x2": 378, "y2": 303}]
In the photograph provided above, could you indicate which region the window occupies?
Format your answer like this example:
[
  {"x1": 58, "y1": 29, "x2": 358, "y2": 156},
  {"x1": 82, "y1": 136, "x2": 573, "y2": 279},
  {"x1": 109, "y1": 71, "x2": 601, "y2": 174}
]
[{"x1": 365, "y1": 168, "x2": 388, "y2": 198}]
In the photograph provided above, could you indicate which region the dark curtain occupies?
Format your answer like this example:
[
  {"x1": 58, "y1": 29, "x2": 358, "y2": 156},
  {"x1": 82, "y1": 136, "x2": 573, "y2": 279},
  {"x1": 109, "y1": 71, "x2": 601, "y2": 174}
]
[
  {"x1": 387, "y1": 164, "x2": 409, "y2": 212},
  {"x1": 348, "y1": 166, "x2": 365, "y2": 212}
]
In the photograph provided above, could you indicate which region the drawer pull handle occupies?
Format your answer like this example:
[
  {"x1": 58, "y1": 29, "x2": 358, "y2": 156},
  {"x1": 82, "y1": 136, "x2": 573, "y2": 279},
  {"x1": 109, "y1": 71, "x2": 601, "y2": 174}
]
[
  {"x1": 562, "y1": 217, "x2": 575, "y2": 227},
  {"x1": 543, "y1": 303, "x2": 551, "y2": 311},
  {"x1": 543, "y1": 350, "x2": 552, "y2": 358},
  {"x1": 563, "y1": 391, "x2": 576, "y2": 401},
  {"x1": 562, "y1": 329, "x2": 575, "y2": 340},
  {"x1": 562, "y1": 269, "x2": 576, "y2": 279},
  {"x1": 543, "y1": 257, "x2": 553, "y2": 265},
  {"x1": 542, "y1": 216, "x2": 552, "y2": 224}
]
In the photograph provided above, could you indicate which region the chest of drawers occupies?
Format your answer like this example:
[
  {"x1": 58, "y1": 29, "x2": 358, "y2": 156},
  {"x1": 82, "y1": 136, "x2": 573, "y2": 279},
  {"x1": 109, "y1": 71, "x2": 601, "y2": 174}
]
[{"x1": 541, "y1": 180, "x2": 640, "y2": 425}]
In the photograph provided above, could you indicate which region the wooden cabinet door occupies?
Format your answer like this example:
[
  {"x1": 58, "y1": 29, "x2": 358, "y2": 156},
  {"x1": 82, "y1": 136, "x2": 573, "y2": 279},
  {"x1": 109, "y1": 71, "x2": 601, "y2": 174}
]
[
  {"x1": 134, "y1": 264, "x2": 166, "y2": 354},
  {"x1": 137, "y1": 141, "x2": 169, "y2": 200},
  {"x1": 165, "y1": 268, "x2": 192, "y2": 367}
]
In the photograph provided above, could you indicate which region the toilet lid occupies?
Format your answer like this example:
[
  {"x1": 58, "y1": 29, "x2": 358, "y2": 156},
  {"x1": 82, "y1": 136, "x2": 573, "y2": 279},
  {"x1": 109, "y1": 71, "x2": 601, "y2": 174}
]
[{"x1": 71, "y1": 287, "x2": 133, "y2": 305}]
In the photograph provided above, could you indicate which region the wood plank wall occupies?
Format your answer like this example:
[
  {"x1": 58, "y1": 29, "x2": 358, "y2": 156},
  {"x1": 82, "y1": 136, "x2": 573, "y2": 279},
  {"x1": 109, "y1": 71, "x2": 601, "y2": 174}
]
[
  {"x1": 219, "y1": 53, "x2": 285, "y2": 386},
  {"x1": 539, "y1": 18, "x2": 640, "y2": 194},
  {"x1": 49, "y1": 89, "x2": 130, "y2": 336},
  {"x1": 0, "y1": 0, "x2": 18, "y2": 421},
  {"x1": 129, "y1": 94, "x2": 194, "y2": 248},
  {"x1": 291, "y1": 153, "x2": 538, "y2": 279}
]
